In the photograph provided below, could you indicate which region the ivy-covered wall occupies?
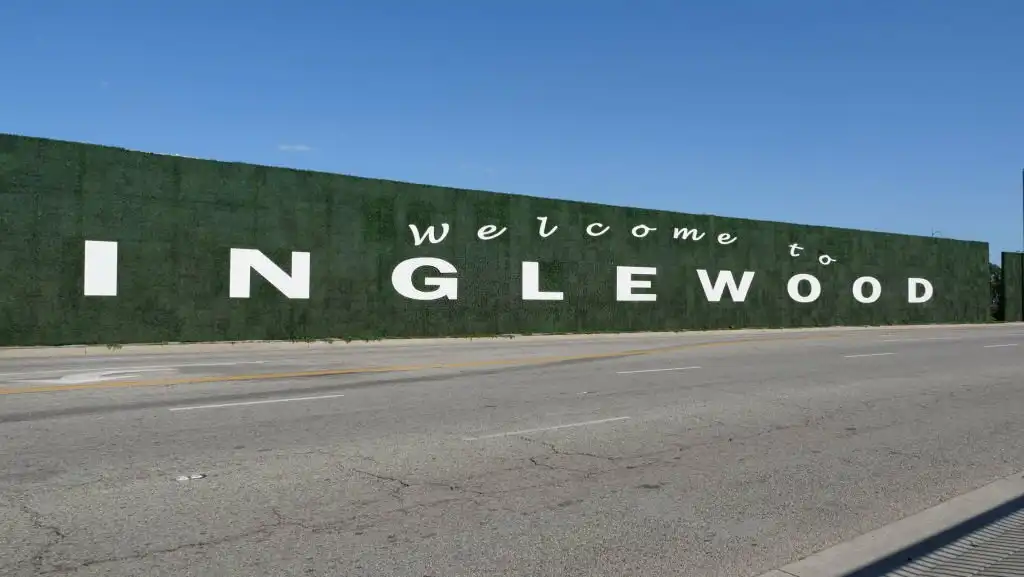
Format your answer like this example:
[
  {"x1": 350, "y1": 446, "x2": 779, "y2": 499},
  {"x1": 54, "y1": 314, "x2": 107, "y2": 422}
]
[
  {"x1": 0, "y1": 133, "x2": 992, "y2": 346},
  {"x1": 1003, "y1": 252, "x2": 1024, "y2": 322}
]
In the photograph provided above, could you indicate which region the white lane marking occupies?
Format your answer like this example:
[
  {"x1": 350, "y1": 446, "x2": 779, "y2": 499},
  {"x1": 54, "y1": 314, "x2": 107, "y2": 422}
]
[
  {"x1": 879, "y1": 336, "x2": 961, "y2": 343},
  {"x1": 144, "y1": 361, "x2": 269, "y2": 368},
  {"x1": 0, "y1": 370, "x2": 63, "y2": 378},
  {"x1": 984, "y1": 343, "x2": 1019, "y2": 348},
  {"x1": 881, "y1": 333, "x2": 1024, "y2": 343},
  {"x1": 168, "y1": 394, "x2": 345, "y2": 412},
  {"x1": 463, "y1": 416, "x2": 631, "y2": 441},
  {"x1": 844, "y1": 352, "x2": 896, "y2": 358},
  {"x1": 616, "y1": 366, "x2": 701, "y2": 375},
  {"x1": 5, "y1": 361, "x2": 269, "y2": 383},
  {"x1": 49, "y1": 368, "x2": 177, "y2": 384}
]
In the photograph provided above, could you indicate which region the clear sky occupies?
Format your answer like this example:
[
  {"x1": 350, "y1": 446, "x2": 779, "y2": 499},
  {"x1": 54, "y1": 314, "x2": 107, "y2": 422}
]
[{"x1": 2, "y1": 0, "x2": 1021, "y2": 262}]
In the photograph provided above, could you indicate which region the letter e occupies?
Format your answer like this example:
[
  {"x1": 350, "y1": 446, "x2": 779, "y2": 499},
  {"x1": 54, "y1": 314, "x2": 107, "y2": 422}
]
[{"x1": 616, "y1": 266, "x2": 657, "y2": 302}]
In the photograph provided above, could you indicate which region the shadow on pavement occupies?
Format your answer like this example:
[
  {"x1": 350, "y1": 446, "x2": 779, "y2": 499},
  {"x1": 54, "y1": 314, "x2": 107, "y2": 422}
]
[{"x1": 840, "y1": 492, "x2": 1024, "y2": 577}]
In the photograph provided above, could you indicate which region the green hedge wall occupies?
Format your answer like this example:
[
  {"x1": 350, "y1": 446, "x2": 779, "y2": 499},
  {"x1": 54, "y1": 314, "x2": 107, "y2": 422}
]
[
  {"x1": 1003, "y1": 252, "x2": 1024, "y2": 323},
  {"x1": 0, "y1": 133, "x2": 992, "y2": 346}
]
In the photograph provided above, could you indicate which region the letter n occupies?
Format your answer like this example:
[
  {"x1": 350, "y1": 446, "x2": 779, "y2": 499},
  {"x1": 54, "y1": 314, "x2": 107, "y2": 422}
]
[{"x1": 229, "y1": 248, "x2": 310, "y2": 299}]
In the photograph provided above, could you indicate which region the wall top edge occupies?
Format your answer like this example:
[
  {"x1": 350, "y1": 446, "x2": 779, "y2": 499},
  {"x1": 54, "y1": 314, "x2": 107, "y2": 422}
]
[{"x1": 0, "y1": 131, "x2": 990, "y2": 248}]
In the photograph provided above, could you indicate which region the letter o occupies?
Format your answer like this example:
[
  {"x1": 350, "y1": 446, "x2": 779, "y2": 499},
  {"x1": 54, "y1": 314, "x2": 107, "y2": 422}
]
[
  {"x1": 787, "y1": 273, "x2": 821, "y2": 303},
  {"x1": 852, "y1": 276, "x2": 881, "y2": 304},
  {"x1": 631, "y1": 224, "x2": 656, "y2": 238}
]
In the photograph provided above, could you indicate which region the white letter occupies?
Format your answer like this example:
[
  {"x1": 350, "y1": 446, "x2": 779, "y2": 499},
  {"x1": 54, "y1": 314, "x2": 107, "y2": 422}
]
[
  {"x1": 789, "y1": 243, "x2": 804, "y2": 257},
  {"x1": 586, "y1": 222, "x2": 611, "y2": 237},
  {"x1": 696, "y1": 270, "x2": 755, "y2": 303},
  {"x1": 521, "y1": 262, "x2": 564, "y2": 301},
  {"x1": 616, "y1": 266, "x2": 657, "y2": 302},
  {"x1": 631, "y1": 224, "x2": 656, "y2": 238},
  {"x1": 536, "y1": 216, "x2": 558, "y2": 238},
  {"x1": 787, "y1": 273, "x2": 821, "y2": 303},
  {"x1": 717, "y1": 233, "x2": 738, "y2": 245},
  {"x1": 391, "y1": 257, "x2": 458, "y2": 301},
  {"x1": 672, "y1": 227, "x2": 706, "y2": 241},
  {"x1": 229, "y1": 249, "x2": 310, "y2": 299},
  {"x1": 408, "y1": 223, "x2": 450, "y2": 246},
  {"x1": 476, "y1": 224, "x2": 507, "y2": 240},
  {"x1": 853, "y1": 276, "x2": 881, "y2": 304},
  {"x1": 84, "y1": 240, "x2": 118, "y2": 296},
  {"x1": 908, "y1": 278, "x2": 933, "y2": 303}
]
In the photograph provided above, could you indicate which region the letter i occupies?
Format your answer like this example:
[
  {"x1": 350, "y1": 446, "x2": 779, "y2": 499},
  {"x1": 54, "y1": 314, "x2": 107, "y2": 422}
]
[{"x1": 84, "y1": 240, "x2": 118, "y2": 296}]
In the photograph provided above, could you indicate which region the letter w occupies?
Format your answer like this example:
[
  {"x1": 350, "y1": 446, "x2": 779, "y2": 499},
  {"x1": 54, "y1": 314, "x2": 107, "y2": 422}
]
[
  {"x1": 229, "y1": 248, "x2": 310, "y2": 299},
  {"x1": 408, "y1": 223, "x2": 450, "y2": 246},
  {"x1": 696, "y1": 270, "x2": 755, "y2": 303}
]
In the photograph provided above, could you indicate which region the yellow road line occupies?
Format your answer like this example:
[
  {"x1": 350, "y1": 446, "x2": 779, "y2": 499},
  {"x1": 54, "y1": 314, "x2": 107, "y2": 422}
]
[{"x1": 0, "y1": 333, "x2": 837, "y2": 396}]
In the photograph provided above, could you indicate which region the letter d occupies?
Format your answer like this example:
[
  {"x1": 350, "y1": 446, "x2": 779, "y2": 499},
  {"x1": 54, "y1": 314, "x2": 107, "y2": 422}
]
[{"x1": 907, "y1": 278, "x2": 933, "y2": 303}]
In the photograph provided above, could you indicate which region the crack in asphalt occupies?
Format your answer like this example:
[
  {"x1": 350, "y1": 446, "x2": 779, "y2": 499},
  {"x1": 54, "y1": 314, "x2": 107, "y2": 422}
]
[
  {"x1": 12, "y1": 422, "x2": 820, "y2": 574},
  {"x1": 538, "y1": 439, "x2": 618, "y2": 462},
  {"x1": 21, "y1": 504, "x2": 67, "y2": 573},
  {"x1": 35, "y1": 513, "x2": 287, "y2": 575},
  {"x1": 351, "y1": 468, "x2": 412, "y2": 496},
  {"x1": 348, "y1": 464, "x2": 488, "y2": 498},
  {"x1": 10, "y1": 429, "x2": 798, "y2": 574}
]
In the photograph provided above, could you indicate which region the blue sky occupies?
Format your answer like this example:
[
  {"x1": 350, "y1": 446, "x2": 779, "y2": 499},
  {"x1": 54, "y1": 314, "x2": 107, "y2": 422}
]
[{"x1": 2, "y1": 0, "x2": 1021, "y2": 262}]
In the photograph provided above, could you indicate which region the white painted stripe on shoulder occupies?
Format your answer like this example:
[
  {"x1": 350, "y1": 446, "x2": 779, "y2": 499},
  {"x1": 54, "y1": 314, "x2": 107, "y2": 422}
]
[
  {"x1": 463, "y1": 416, "x2": 631, "y2": 441},
  {"x1": 880, "y1": 336, "x2": 961, "y2": 343},
  {"x1": 169, "y1": 393, "x2": 345, "y2": 411},
  {"x1": 616, "y1": 366, "x2": 701, "y2": 374}
]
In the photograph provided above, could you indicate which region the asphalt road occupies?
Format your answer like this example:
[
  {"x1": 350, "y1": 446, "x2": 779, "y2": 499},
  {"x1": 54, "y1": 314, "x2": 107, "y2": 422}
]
[{"x1": 1, "y1": 324, "x2": 1023, "y2": 577}]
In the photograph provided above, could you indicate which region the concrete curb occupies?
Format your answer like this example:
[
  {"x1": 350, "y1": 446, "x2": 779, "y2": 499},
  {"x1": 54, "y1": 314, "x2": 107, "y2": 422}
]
[
  {"x1": 1, "y1": 323, "x2": 1020, "y2": 360},
  {"x1": 756, "y1": 469, "x2": 1024, "y2": 577}
]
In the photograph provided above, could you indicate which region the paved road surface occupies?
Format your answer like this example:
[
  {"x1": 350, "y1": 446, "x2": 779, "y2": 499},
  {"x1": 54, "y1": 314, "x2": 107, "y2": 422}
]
[{"x1": 1, "y1": 325, "x2": 1023, "y2": 576}]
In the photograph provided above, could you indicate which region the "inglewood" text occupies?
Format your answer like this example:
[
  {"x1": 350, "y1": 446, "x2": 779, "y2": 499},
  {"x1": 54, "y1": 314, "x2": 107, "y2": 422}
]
[{"x1": 82, "y1": 241, "x2": 934, "y2": 304}]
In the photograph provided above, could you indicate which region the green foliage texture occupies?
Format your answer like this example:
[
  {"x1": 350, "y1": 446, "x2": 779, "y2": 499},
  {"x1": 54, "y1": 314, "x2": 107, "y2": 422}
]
[
  {"x1": 0, "y1": 134, "x2": 993, "y2": 346},
  {"x1": 1002, "y1": 252, "x2": 1024, "y2": 322}
]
